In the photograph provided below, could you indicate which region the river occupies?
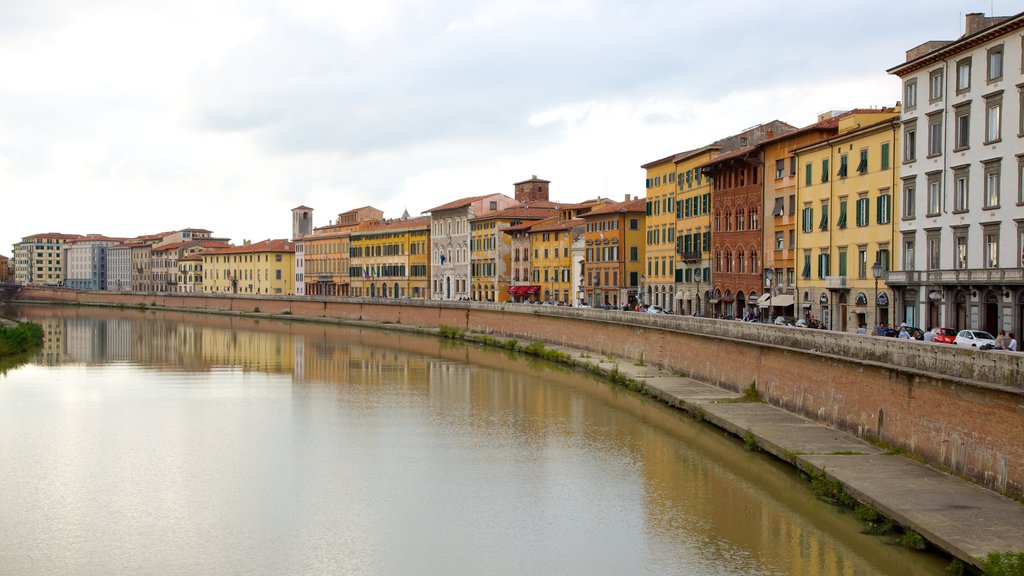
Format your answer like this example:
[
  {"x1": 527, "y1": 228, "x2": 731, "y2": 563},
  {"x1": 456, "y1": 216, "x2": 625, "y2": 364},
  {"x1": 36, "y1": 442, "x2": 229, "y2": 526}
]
[{"x1": 0, "y1": 304, "x2": 948, "y2": 575}]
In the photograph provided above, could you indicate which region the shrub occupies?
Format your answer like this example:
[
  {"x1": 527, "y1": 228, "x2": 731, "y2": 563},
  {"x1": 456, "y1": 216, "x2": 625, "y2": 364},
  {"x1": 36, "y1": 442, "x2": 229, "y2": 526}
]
[
  {"x1": 0, "y1": 322, "x2": 44, "y2": 357},
  {"x1": 981, "y1": 551, "x2": 1024, "y2": 576}
]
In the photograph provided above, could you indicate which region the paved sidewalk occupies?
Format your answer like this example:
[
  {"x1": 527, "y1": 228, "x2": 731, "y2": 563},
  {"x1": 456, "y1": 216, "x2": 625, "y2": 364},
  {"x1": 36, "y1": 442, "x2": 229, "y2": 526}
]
[{"x1": 548, "y1": 344, "x2": 1024, "y2": 568}]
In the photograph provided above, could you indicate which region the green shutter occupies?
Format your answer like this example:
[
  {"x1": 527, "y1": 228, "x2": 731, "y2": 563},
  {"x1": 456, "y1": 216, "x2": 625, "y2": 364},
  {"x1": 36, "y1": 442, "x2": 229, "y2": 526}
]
[
  {"x1": 821, "y1": 159, "x2": 829, "y2": 182},
  {"x1": 881, "y1": 143, "x2": 890, "y2": 170},
  {"x1": 838, "y1": 202, "x2": 848, "y2": 229},
  {"x1": 839, "y1": 251, "x2": 847, "y2": 276},
  {"x1": 819, "y1": 205, "x2": 829, "y2": 230},
  {"x1": 802, "y1": 255, "x2": 811, "y2": 278},
  {"x1": 805, "y1": 163, "x2": 811, "y2": 186}
]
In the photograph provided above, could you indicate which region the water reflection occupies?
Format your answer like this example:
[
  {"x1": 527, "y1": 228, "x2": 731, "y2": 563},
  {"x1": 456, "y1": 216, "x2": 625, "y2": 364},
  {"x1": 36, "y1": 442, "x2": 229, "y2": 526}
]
[{"x1": 0, "y1": 304, "x2": 946, "y2": 576}]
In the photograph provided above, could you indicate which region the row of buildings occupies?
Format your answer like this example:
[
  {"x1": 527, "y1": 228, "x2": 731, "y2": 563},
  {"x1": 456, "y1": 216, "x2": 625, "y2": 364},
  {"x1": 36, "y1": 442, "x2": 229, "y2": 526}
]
[{"x1": 5, "y1": 12, "x2": 1024, "y2": 337}]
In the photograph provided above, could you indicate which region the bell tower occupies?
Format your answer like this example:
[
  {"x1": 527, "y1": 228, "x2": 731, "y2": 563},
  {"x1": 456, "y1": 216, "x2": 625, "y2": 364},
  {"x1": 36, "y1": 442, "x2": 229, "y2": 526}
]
[{"x1": 292, "y1": 205, "x2": 313, "y2": 240}]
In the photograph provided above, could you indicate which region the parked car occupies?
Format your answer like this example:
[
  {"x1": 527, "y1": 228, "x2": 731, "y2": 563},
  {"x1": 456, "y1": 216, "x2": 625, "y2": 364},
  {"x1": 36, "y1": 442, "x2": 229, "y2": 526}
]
[
  {"x1": 953, "y1": 330, "x2": 996, "y2": 347},
  {"x1": 774, "y1": 316, "x2": 793, "y2": 326},
  {"x1": 646, "y1": 305, "x2": 665, "y2": 314},
  {"x1": 933, "y1": 327, "x2": 957, "y2": 344}
]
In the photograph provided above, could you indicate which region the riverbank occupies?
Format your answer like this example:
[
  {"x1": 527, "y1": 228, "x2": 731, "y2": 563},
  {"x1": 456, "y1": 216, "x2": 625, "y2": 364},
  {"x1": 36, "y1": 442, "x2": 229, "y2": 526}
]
[{"x1": 0, "y1": 318, "x2": 43, "y2": 357}]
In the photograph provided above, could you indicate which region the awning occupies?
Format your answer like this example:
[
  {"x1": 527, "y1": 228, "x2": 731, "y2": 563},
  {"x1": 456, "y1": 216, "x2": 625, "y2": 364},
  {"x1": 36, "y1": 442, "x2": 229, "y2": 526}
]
[
  {"x1": 719, "y1": 297, "x2": 734, "y2": 303},
  {"x1": 508, "y1": 285, "x2": 541, "y2": 297},
  {"x1": 756, "y1": 293, "x2": 772, "y2": 306},
  {"x1": 761, "y1": 294, "x2": 794, "y2": 308},
  {"x1": 675, "y1": 290, "x2": 690, "y2": 301}
]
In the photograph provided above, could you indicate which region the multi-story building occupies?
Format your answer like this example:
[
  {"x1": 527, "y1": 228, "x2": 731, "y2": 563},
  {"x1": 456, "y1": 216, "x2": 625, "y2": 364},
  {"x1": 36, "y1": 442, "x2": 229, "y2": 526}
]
[
  {"x1": 12, "y1": 233, "x2": 81, "y2": 285},
  {"x1": 760, "y1": 118, "x2": 841, "y2": 320},
  {"x1": 470, "y1": 206, "x2": 558, "y2": 302},
  {"x1": 300, "y1": 206, "x2": 384, "y2": 297},
  {"x1": 581, "y1": 197, "x2": 646, "y2": 309},
  {"x1": 292, "y1": 206, "x2": 314, "y2": 296},
  {"x1": 527, "y1": 216, "x2": 585, "y2": 305},
  {"x1": 201, "y1": 239, "x2": 296, "y2": 295},
  {"x1": 427, "y1": 193, "x2": 517, "y2": 300},
  {"x1": 793, "y1": 108, "x2": 901, "y2": 331},
  {"x1": 641, "y1": 154, "x2": 678, "y2": 310},
  {"x1": 177, "y1": 255, "x2": 203, "y2": 293},
  {"x1": 672, "y1": 146, "x2": 717, "y2": 316},
  {"x1": 105, "y1": 244, "x2": 133, "y2": 291},
  {"x1": 887, "y1": 11, "x2": 1024, "y2": 336},
  {"x1": 0, "y1": 254, "x2": 10, "y2": 283},
  {"x1": 348, "y1": 216, "x2": 431, "y2": 298},
  {"x1": 701, "y1": 121, "x2": 796, "y2": 318},
  {"x1": 130, "y1": 244, "x2": 154, "y2": 292},
  {"x1": 65, "y1": 235, "x2": 125, "y2": 290}
]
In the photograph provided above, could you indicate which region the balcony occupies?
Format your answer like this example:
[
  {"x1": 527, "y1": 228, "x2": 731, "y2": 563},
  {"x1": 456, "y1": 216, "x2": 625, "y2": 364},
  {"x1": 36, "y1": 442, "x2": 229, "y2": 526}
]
[
  {"x1": 886, "y1": 268, "x2": 1024, "y2": 286},
  {"x1": 679, "y1": 251, "x2": 701, "y2": 263},
  {"x1": 825, "y1": 276, "x2": 847, "y2": 289}
]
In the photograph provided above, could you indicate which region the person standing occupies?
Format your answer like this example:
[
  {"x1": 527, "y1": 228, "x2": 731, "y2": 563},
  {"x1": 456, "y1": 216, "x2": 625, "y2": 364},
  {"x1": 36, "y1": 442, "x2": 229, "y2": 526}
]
[
  {"x1": 923, "y1": 327, "x2": 935, "y2": 342},
  {"x1": 898, "y1": 326, "x2": 911, "y2": 339},
  {"x1": 993, "y1": 330, "x2": 1007, "y2": 350},
  {"x1": 856, "y1": 324, "x2": 867, "y2": 335},
  {"x1": 1008, "y1": 332, "x2": 1018, "y2": 352}
]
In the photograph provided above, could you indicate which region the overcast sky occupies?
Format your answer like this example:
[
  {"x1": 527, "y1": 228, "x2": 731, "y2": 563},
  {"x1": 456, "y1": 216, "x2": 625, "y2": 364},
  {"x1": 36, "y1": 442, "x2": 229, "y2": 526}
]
[{"x1": 2, "y1": 0, "x2": 1020, "y2": 254}]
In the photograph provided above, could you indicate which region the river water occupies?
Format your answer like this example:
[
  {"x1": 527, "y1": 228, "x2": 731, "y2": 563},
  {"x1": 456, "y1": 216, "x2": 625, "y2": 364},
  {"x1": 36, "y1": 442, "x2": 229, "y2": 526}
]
[{"x1": 0, "y1": 304, "x2": 947, "y2": 576}]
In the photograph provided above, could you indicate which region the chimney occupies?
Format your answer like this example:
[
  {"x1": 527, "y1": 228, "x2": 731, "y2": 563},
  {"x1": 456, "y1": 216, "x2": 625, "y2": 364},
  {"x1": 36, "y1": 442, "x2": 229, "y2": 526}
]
[{"x1": 624, "y1": 194, "x2": 631, "y2": 202}]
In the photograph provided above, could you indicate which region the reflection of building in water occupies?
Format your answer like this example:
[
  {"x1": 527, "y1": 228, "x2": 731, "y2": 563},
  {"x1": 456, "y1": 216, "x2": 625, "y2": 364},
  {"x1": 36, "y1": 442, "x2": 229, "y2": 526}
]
[
  {"x1": 298, "y1": 331, "x2": 430, "y2": 387},
  {"x1": 200, "y1": 324, "x2": 294, "y2": 374},
  {"x1": 33, "y1": 317, "x2": 66, "y2": 365}
]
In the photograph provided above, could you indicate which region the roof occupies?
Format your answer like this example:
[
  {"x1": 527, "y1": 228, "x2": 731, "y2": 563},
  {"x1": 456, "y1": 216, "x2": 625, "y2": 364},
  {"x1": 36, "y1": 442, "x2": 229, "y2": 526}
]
[
  {"x1": 580, "y1": 198, "x2": 646, "y2": 217},
  {"x1": 514, "y1": 176, "x2": 551, "y2": 185},
  {"x1": 760, "y1": 116, "x2": 841, "y2": 146},
  {"x1": 203, "y1": 239, "x2": 295, "y2": 255},
  {"x1": 640, "y1": 152, "x2": 680, "y2": 170},
  {"x1": 67, "y1": 235, "x2": 127, "y2": 244},
  {"x1": 528, "y1": 217, "x2": 585, "y2": 233},
  {"x1": 351, "y1": 216, "x2": 431, "y2": 235},
  {"x1": 292, "y1": 205, "x2": 314, "y2": 211},
  {"x1": 469, "y1": 206, "x2": 558, "y2": 222},
  {"x1": 424, "y1": 195, "x2": 488, "y2": 213},
  {"x1": 699, "y1": 144, "x2": 761, "y2": 169},
  {"x1": 888, "y1": 12, "x2": 1024, "y2": 76},
  {"x1": 22, "y1": 233, "x2": 82, "y2": 241},
  {"x1": 791, "y1": 113, "x2": 901, "y2": 155},
  {"x1": 179, "y1": 255, "x2": 202, "y2": 262}
]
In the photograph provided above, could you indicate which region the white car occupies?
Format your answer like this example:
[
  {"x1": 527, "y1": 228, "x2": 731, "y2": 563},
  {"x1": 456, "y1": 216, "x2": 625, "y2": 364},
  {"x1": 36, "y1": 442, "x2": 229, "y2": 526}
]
[
  {"x1": 953, "y1": 330, "x2": 996, "y2": 347},
  {"x1": 646, "y1": 305, "x2": 665, "y2": 314}
]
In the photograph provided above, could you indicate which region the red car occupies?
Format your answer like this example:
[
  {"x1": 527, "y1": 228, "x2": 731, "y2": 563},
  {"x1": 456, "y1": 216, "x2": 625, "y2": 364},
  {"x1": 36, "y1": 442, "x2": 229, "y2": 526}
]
[{"x1": 933, "y1": 327, "x2": 957, "y2": 344}]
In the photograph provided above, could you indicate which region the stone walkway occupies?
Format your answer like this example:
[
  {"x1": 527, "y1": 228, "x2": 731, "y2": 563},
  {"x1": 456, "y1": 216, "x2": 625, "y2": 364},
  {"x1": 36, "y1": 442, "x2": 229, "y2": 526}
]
[{"x1": 545, "y1": 343, "x2": 1024, "y2": 568}]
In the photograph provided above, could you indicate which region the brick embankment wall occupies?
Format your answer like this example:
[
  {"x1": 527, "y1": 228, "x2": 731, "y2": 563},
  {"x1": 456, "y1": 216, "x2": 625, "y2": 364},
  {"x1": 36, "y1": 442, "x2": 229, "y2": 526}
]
[{"x1": 10, "y1": 287, "x2": 1024, "y2": 498}]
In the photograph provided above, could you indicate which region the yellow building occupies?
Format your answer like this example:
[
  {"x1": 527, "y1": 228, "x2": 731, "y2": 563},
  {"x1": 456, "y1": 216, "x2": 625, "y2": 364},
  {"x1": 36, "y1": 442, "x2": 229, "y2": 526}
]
[
  {"x1": 177, "y1": 255, "x2": 203, "y2": 293},
  {"x1": 641, "y1": 155, "x2": 678, "y2": 310},
  {"x1": 672, "y1": 147, "x2": 717, "y2": 315},
  {"x1": 527, "y1": 216, "x2": 584, "y2": 304},
  {"x1": 794, "y1": 107, "x2": 900, "y2": 331},
  {"x1": 348, "y1": 216, "x2": 431, "y2": 298},
  {"x1": 304, "y1": 229, "x2": 352, "y2": 296},
  {"x1": 13, "y1": 233, "x2": 81, "y2": 285},
  {"x1": 201, "y1": 239, "x2": 296, "y2": 295},
  {"x1": 581, "y1": 198, "x2": 646, "y2": 308},
  {"x1": 470, "y1": 206, "x2": 558, "y2": 302}
]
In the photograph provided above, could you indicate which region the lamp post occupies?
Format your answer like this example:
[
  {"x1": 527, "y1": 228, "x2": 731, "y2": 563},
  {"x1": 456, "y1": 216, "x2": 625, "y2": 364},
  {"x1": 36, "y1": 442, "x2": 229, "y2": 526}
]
[
  {"x1": 639, "y1": 274, "x2": 645, "y2": 310},
  {"x1": 695, "y1": 275, "x2": 701, "y2": 317},
  {"x1": 766, "y1": 268, "x2": 774, "y2": 323},
  {"x1": 872, "y1": 261, "x2": 883, "y2": 329}
]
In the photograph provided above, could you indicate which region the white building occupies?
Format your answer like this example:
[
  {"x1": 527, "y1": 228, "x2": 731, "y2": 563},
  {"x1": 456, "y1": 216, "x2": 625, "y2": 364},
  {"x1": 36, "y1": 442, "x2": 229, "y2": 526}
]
[
  {"x1": 105, "y1": 245, "x2": 133, "y2": 292},
  {"x1": 66, "y1": 235, "x2": 125, "y2": 290},
  {"x1": 291, "y1": 205, "x2": 313, "y2": 296},
  {"x1": 887, "y1": 11, "x2": 1024, "y2": 336},
  {"x1": 426, "y1": 194, "x2": 517, "y2": 300}
]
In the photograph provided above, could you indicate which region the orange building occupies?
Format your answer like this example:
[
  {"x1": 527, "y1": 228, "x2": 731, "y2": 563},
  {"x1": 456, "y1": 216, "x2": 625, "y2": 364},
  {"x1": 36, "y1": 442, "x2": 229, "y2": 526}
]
[{"x1": 580, "y1": 197, "x2": 646, "y2": 309}]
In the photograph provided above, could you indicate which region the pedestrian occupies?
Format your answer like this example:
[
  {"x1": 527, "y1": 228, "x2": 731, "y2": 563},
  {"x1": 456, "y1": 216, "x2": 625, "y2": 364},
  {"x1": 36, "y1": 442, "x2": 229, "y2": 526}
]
[
  {"x1": 923, "y1": 327, "x2": 935, "y2": 342},
  {"x1": 873, "y1": 321, "x2": 885, "y2": 336},
  {"x1": 1008, "y1": 332, "x2": 1018, "y2": 352},
  {"x1": 994, "y1": 330, "x2": 1007, "y2": 350},
  {"x1": 898, "y1": 326, "x2": 911, "y2": 339},
  {"x1": 856, "y1": 324, "x2": 867, "y2": 335}
]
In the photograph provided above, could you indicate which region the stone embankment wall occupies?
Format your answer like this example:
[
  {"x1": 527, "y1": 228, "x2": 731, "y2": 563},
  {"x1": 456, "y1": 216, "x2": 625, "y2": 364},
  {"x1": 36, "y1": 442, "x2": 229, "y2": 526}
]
[{"x1": 12, "y1": 286, "x2": 1024, "y2": 498}]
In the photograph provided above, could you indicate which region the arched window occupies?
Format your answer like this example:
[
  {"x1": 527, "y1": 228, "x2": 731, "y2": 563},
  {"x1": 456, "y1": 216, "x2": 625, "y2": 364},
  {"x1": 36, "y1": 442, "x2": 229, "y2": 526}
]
[
  {"x1": 715, "y1": 251, "x2": 721, "y2": 272},
  {"x1": 749, "y1": 208, "x2": 759, "y2": 230},
  {"x1": 736, "y1": 210, "x2": 745, "y2": 231},
  {"x1": 726, "y1": 250, "x2": 733, "y2": 272},
  {"x1": 738, "y1": 250, "x2": 746, "y2": 273},
  {"x1": 715, "y1": 212, "x2": 721, "y2": 232}
]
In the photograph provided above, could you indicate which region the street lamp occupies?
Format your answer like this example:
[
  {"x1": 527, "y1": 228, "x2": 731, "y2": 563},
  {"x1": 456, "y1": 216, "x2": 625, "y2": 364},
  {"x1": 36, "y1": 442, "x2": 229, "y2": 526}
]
[
  {"x1": 765, "y1": 268, "x2": 774, "y2": 323},
  {"x1": 639, "y1": 274, "x2": 646, "y2": 309},
  {"x1": 872, "y1": 261, "x2": 883, "y2": 331}
]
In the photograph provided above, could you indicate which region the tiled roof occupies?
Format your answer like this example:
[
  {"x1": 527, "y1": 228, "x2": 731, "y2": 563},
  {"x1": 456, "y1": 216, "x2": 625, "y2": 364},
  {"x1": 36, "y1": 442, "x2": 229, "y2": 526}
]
[
  {"x1": 424, "y1": 195, "x2": 488, "y2": 213},
  {"x1": 699, "y1": 144, "x2": 760, "y2": 168},
  {"x1": 529, "y1": 217, "x2": 584, "y2": 233},
  {"x1": 513, "y1": 176, "x2": 551, "y2": 185},
  {"x1": 67, "y1": 235, "x2": 127, "y2": 244},
  {"x1": 292, "y1": 205, "x2": 314, "y2": 211},
  {"x1": 470, "y1": 206, "x2": 558, "y2": 222},
  {"x1": 23, "y1": 233, "x2": 82, "y2": 241},
  {"x1": 351, "y1": 216, "x2": 431, "y2": 235},
  {"x1": 581, "y1": 198, "x2": 646, "y2": 217},
  {"x1": 203, "y1": 239, "x2": 294, "y2": 255}
]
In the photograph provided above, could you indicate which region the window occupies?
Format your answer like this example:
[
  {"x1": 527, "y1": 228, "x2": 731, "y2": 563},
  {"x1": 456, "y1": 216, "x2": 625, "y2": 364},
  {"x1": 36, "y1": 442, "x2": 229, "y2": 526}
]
[
  {"x1": 804, "y1": 162, "x2": 812, "y2": 186},
  {"x1": 953, "y1": 227, "x2": 968, "y2": 269},
  {"x1": 819, "y1": 202, "x2": 829, "y2": 231},
  {"x1": 903, "y1": 178, "x2": 917, "y2": 218},
  {"x1": 837, "y1": 199, "x2": 848, "y2": 229},
  {"x1": 801, "y1": 252, "x2": 811, "y2": 278},
  {"x1": 817, "y1": 252, "x2": 830, "y2": 279},
  {"x1": 838, "y1": 154, "x2": 848, "y2": 178},
  {"x1": 926, "y1": 230, "x2": 940, "y2": 270},
  {"x1": 772, "y1": 196, "x2": 785, "y2": 217},
  {"x1": 489, "y1": 201, "x2": 497, "y2": 210},
  {"x1": 821, "y1": 159, "x2": 830, "y2": 183},
  {"x1": 838, "y1": 248, "x2": 847, "y2": 277},
  {"x1": 984, "y1": 226, "x2": 999, "y2": 268},
  {"x1": 985, "y1": 93, "x2": 1002, "y2": 143},
  {"x1": 858, "y1": 248, "x2": 867, "y2": 279},
  {"x1": 929, "y1": 68, "x2": 943, "y2": 101},
  {"x1": 775, "y1": 232, "x2": 784, "y2": 250},
  {"x1": 802, "y1": 207, "x2": 813, "y2": 233},
  {"x1": 954, "y1": 103, "x2": 970, "y2": 150},
  {"x1": 1019, "y1": 156, "x2": 1024, "y2": 206},
  {"x1": 857, "y1": 149, "x2": 868, "y2": 174},
  {"x1": 984, "y1": 160, "x2": 1001, "y2": 208},
  {"x1": 927, "y1": 112, "x2": 942, "y2": 157},
  {"x1": 775, "y1": 159, "x2": 785, "y2": 179},
  {"x1": 856, "y1": 197, "x2": 869, "y2": 227},
  {"x1": 877, "y1": 191, "x2": 891, "y2": 225},
  {"x1": 903, "y1": 236, "x2": 916, "y2": 271},
  {"x1": 926, "y1": 172, "x2": 941, "y2": 216},
  {"x1": 904, "y1": 79, "x2": 918, "y2": 109},
  {"x1": 749, "y1": 209, "x2": 758, "y2": 230},
  {"x1": 956, "y1": 58, "x2": 971, "y2": 93},
  {"x1": 881, "y1": 142, "x2": 890, "y2": 170},
  {"x1": 903, "y1": 121, "x2": 917, "y2": 163},
  {"x1": 953, "y1": 166, "x2": 969, "y2": 213},
  {"x1": 987, "y1": 45, "x2": 1003, "y2": 82}
]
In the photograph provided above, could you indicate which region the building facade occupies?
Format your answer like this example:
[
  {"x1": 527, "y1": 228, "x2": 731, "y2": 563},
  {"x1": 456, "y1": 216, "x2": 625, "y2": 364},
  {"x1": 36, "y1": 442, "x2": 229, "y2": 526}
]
[
  {"x1": 527, "y1": 217, "x2": 584, "y2": 305},
  {"x1": 65, "y1": 235, "x2": 124, "y2": 290},
  {"x1": 201, "y1": 239, "x2": 296, "y2": 295},
  {"x1": 794, "y1": 109, "x2": 901, "y2": 331},
  {"x1": 581, "y1": 198, "x2": 645, "y2": 309},
  {"x1": 427, "y1": 193, "x2": 517, "y2": 300},
  {"x1": 470, "y1": 206, "x2": 557, "y2": 302},
  {"x1": 106, "y1": 245, "x2": 133, "y2": 291},
  {"x1": 348, "y1": 216, "x2": 431, "y2": 299},
  {"x1": 641, "y1": 154, "x2": 678, "y2": 310},
  {"x1": 673, "y1": 147, "x2": 717, "y2": 316},
  {"x1": 13, "y1": 233, "x2": 81, "y2": 285},
  {"x1": 887, "y1": 12, "x2": 1024, "y2": 336}
]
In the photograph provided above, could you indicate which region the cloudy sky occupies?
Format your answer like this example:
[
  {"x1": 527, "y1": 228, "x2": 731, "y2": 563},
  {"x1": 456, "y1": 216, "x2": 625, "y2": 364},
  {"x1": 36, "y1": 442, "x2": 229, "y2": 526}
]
[{"x1": 1, "y1": 0, "x2": 1020, "y2": 253}]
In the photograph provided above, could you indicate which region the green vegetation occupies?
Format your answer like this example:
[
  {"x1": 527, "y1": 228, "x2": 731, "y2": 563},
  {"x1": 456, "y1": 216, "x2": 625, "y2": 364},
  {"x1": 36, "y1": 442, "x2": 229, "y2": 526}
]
[
  {"x1": 437, "y1": 325, "x2": 465, "y2": 339},
  {"x1": 808, "y1": 468, "x2": 856, "y2": 508},
  {"x1": 743, "y1": 431, "x2": 758, "y2": 451},
  {"x1": 781, "y1": 449, "x2": 799, "y2": 463},
  {"x1": 945, "y1": 559, "x2": 966, "y2": 576},
  {"x1": 900, "y1": 530, "x2": 927, "y2": 551},
  {"x1": 0, "y1": 322, "x2": 44, "y2": 357},
  {"x1": 982, "y1": 551, "x2": 1024, "y2": 576},
  {"x1": 741, "y1": 381, "x2": 760, "y2": 402}
]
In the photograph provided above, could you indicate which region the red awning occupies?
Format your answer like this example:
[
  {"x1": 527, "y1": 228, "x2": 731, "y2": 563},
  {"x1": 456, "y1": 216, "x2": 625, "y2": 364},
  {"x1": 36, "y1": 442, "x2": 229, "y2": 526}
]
[
  {"x1": 719, "y1": 297, "x2": 735, "y2": 303},
  {"x1": 508, "y1": 286, "x2": 541, "y2": 296}
]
